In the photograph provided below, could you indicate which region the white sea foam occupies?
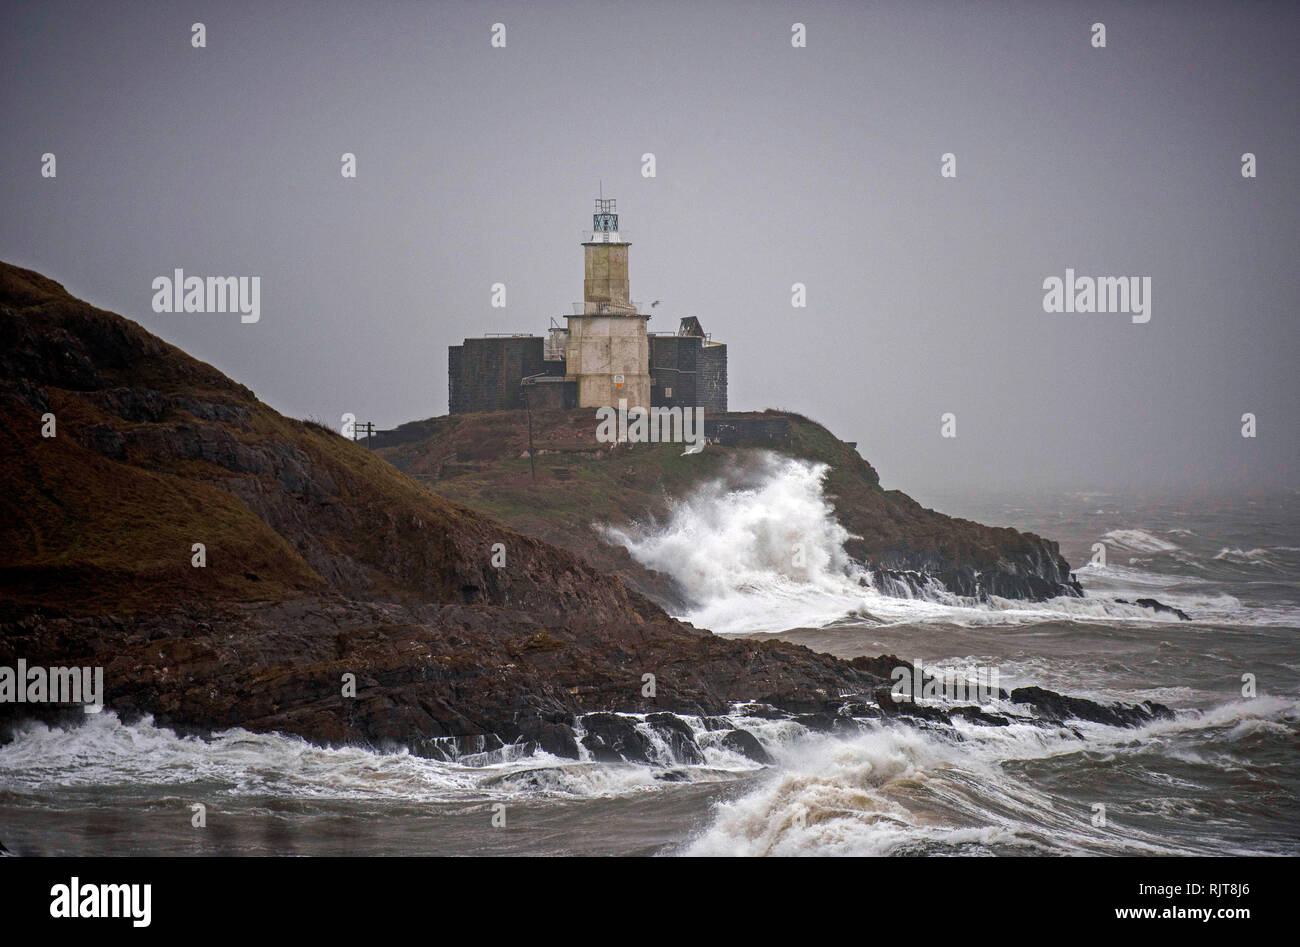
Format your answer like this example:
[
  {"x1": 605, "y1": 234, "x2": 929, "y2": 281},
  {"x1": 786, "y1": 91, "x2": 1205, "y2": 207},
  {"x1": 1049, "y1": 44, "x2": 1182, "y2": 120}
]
[
  {"x1": 1101, "y1": 529, "x2": 1181, "y2": 553},
  {"x1": 601, "y1": 454, "x2": 1285, "y2": 633},
  {"x1": 0, "y1": 710, "x2": 786, "y2": 804},
  {"x1": 1213, "y1": 547, "x2": 1273, "y2": 564},
  {"x1": 682, "y1": 695, "x2": 1298, "y2": 857},
  {"x1": 2, "y1": 695, "x2": 1293, "y2": 858},
  {"x1": 600, "y1": 454, "x2": 880, "y2": 634}
]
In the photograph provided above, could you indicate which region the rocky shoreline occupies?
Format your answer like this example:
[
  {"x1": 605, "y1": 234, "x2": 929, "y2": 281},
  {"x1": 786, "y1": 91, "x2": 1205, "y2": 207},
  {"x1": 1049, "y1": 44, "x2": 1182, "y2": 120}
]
[{"x1": 0, "y1": 595, "x2": 1174, "y2": 758}]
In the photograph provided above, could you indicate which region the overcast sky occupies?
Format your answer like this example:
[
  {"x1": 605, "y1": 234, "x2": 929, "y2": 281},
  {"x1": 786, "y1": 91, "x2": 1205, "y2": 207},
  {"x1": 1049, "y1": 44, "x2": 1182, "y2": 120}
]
[{"x1": 4, "y1": 0, "x2": 1297, "y2": 495}]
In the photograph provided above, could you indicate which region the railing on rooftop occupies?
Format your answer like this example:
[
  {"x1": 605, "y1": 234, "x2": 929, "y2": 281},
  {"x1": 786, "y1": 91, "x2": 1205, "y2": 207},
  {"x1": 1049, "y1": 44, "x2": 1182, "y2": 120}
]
[
  {"x1": 649, "y1": 330, "x2": 712, "y2": 340},
  {"x1": 571, "y1": 302, "x2": 644, "y2": 315}
]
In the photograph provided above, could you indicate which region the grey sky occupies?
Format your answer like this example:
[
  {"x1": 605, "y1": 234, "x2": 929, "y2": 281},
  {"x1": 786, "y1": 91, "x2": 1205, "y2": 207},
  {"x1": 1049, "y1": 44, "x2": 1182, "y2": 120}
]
[{"x1": 3, "y1": 0, "x2": 1297, "y2": 495}]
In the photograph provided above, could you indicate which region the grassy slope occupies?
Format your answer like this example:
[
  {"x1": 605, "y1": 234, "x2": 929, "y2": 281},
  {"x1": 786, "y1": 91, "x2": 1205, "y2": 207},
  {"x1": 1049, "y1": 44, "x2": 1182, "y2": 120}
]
[
  {"x1": 0, "y1": 265, "x2": 317, "y2": 609},
  {"x1": 0, "y1": 262, "x2": 661, "y2": 623}
]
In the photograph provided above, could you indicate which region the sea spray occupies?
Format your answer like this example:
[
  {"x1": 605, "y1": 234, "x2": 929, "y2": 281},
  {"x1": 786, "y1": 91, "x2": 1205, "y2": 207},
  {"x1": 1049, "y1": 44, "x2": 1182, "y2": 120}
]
[
  {"x1": 598, "y1": 454, "x2": 1217, "y2": 634},
  {"x1": 600, "y1": 454, "x2": 877, "y2": 634}
]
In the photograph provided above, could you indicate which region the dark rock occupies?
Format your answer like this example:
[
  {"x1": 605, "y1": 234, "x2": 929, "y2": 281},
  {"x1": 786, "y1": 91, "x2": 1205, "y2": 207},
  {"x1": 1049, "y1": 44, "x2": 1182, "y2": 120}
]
[
  {"x1": 519, "y1": 719, "x2": 580, "y2": 760},
  {"x1": 847, "y1": 654, "x2": 911, "y2": 682},
  {"x1": 873, "y1": 688, "x2": 951, "y2": 724},
  {"x1": 720, "y1": 728, "x2": 774, "y2": 764},
  {"x1": 85, "y1": 387, "x2": 167, "y2": 423},
  {"x1": 950, "y1": 706, "x2": 1010, "y2": 727},
  {"x1": 731, "y1": 702, "x2": 789, "y2": 720},
  {"x1": 1115, "y1": 597, "x2": 1189, "y2": 620},
  {"x1": 645, "y1": 712, "x2": 705, "y2": 765},
  {"x1": 578, "y1": 713, "x2": 653, "y2": 763},
  {"x1": 792, "y1": 712, "x2": 836, "y2": 732},
  {"x1": 411, "y1": 732, "x2": 504, "y2": 761},
  {"x1": 834, "y1": 698, "x2": 883, "y2": 719},
  {"x1": 654, "y1": 769, "x2": 692, "y2": 782},
  {"x1": 1134, "y1": 597, "x2": 1191, "y2": 621},
  {"x1": 1009, "y1": 686, "x2": 1175, "y2": 728},
  {"x1": 793, "y1": 712, "x2": 864, "y2": 734}
]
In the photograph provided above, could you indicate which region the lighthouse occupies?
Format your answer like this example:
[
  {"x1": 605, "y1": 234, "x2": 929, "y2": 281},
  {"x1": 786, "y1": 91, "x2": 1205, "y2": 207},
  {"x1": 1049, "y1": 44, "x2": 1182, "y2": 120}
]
[
  {"x1": 564, "y1": 196, "x2": 652, "y2": 408},
  {"x1": 447, "y1": 195, "x2": 726, "y2": 416}
]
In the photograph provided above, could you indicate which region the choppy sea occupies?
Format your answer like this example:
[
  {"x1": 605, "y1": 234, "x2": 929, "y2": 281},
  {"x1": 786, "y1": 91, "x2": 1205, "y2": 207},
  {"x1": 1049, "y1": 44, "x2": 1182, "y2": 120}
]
[{"x1": 2, "y1": 469, "x2": 1296, "y2": 856}]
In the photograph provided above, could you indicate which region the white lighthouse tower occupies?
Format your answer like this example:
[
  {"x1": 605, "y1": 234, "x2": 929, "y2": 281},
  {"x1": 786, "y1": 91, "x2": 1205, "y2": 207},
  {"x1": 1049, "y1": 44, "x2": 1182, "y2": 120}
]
[{"x1": 564, "y1": 196, "x2": 651, "y2": 408}]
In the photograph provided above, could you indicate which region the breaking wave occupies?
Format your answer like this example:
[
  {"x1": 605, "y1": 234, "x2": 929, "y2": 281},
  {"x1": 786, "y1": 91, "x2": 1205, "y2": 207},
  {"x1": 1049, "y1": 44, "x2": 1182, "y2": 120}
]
[
  {"x1": 600, "y1": 454, "x2": 880, "y2": 633},
  {"x1": 1213, "y1": 547, "x2": 1273, "y2": 564},
  {"x1": 6, "y1": 695, "x2": 1294, "y2": 858},
  {"x1": 682, "y1": 695, "x2": 1300, "y2": 856},
  {"x1": 600, "y1": 454, "x2": 1290, "y2": 633},
  {"x1": 1101, "y1": 529, "x2": 1181, "y2": 553},
  {"x1": 0, "y1": 710, "x2": 775, "y2": 804}
]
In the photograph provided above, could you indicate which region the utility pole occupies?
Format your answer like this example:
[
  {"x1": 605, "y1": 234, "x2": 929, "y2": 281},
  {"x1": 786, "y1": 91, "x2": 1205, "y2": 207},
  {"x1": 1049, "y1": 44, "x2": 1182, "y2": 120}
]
[
  {"x1": 523, "y1": 383, "x2": 536, "y2": 480},
  {"x1": 351, "y1": 421, "x2": 375, "y2": 447}
]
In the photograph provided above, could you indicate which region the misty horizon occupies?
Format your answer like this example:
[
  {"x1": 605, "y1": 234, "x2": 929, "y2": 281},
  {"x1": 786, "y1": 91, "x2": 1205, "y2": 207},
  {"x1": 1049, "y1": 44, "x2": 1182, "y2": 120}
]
[{"x1": 3, "y1": 0, "x2": 1296, "y2": 495}]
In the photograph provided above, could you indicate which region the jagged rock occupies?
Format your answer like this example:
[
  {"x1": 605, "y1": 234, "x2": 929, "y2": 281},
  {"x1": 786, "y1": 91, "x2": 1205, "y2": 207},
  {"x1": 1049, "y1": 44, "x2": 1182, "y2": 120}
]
[
  {"x1": 411, "y1": 732, "x2": 505, "y2": 761},
  {"x1": 1009, "y1": 686, "x2": 1174, "y2": 728},
  {"x1": 833, "y1": 698, "x2": 884, "y2": 719},
  {"x1": 847, "y1": 654, "x2": 911, "y2": 681},
  {"x1": 579, "y1": 713, "x2": 653, "y2": 763},
  {"x1": 519, "y1": 719, "x2": 580, "y2": 760},
  {"x1": 848, "y1": 658, "x2": 1008, "y2": 701},
  {"x1": 732, "y1": 702, "x2": 790, "y2": 720},
  {"x1": 793, "y1": 712, "x2": 863, "y2": 734},
  {"x1": 950, "y1": 706, "x2": 1010, "y2": 727},
  {"x1": 645, "y1": 712, "x2": 705, "y2": 765},
  {"x1": 873, "y1": 688, "x2": 951, "y2": 724},
  {"x1": 1115, "y1": 597, "x2": 1191, "y2": 621}
]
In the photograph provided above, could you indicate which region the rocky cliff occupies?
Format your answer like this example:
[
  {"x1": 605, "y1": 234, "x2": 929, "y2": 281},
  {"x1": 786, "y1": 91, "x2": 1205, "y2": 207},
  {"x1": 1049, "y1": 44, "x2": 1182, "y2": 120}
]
[
  {"x1": 370, "y1": 409, "x2": 1083, "y2": 610},
  {"x1": 1, "y1": 261, "x2": 1161, "y2": 760},
  {"x1": 0, "y1": 262, "x2": 886, "y2": 749}
]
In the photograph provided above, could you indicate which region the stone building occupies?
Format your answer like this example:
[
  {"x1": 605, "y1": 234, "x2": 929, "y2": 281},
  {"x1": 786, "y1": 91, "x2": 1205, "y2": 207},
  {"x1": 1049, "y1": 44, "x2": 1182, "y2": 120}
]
[
  {"x1": 448, "y1": 197, "x2": 727, "y2": 414},
  {"x1": 447, "y1": 335, "x2": 544, "y2": 414},
  {"x1": 648, "y1": 316, "x2": 728, "y2": 414}
]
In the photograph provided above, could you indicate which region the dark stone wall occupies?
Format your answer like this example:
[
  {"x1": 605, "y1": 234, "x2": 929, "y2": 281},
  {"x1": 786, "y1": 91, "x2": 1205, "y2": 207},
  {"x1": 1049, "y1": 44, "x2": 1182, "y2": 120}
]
[
  {"x1": 448, "y1": 345, "x2": 464, "y2": 413},
  {"x1": 449, "y1": 333, "x2": 724, "y2": 414},
  {"x1": 649, "y1": 336, "x2": 699, "y2": 408},
  {"x1": 525, "y1": 380, "x2": 576, "y2": 410},
  {"x1": 698, "y1": 343, "x2": 728, "y2": 414},
  {"x1": 705, "y1": 413, "x2": 788, "y2": 446},
  {"x1": 448, "y1": 337, "x2": 544, "y2": 414}
]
